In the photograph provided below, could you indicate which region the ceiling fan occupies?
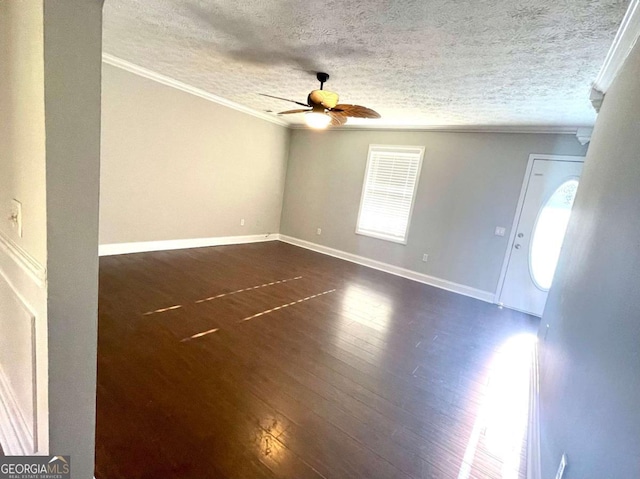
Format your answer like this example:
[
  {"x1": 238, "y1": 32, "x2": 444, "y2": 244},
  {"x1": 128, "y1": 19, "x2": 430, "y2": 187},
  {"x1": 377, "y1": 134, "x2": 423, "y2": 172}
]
[{"x1": 260, "y1": 72, "x2": 381, "y2": 129}]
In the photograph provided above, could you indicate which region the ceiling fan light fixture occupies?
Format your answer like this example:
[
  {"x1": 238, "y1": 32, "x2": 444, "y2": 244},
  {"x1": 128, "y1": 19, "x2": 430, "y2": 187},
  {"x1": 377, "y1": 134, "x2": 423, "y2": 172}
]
[
  {"x1": 262, "y1": 72, "x2": 379, "y2": 128},
  {"x1": 305, "y1": 112, "x2": 331, "y2": 129}
]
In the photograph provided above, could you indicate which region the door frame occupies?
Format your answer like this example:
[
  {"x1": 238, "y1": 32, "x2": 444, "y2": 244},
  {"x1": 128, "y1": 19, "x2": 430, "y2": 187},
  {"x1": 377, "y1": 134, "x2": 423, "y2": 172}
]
[{"x1": 495, "y1": 154, "x2": 586, "y2": 306}]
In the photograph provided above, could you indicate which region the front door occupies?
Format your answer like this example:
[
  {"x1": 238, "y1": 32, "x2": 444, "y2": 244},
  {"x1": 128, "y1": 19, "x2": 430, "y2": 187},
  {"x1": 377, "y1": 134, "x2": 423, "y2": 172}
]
[{"x1": 499, "y1": 156, "x2": 584, "y2": 316}]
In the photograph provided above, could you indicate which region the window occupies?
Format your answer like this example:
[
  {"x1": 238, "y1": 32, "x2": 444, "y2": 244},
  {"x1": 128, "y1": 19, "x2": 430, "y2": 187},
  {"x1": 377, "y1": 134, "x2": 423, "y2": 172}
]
[
  {"x1": 356, "y1": 145, "x2": 424, "y2": 244},
  {"x1": 529, "y1": 178, "x2": 579, "y2": 290}
]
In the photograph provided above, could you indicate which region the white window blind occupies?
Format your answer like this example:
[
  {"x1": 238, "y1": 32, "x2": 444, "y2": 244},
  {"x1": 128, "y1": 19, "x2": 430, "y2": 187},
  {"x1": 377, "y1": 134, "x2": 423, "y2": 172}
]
[{"x1": 356, "y1": 145, "x2": 424, "y2": 244}]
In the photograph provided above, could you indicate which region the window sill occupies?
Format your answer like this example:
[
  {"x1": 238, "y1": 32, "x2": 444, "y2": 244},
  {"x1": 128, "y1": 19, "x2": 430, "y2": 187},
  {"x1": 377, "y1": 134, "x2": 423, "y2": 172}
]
[{"x1": 355, "y1": 230, "x2": 408, "y2": 245}]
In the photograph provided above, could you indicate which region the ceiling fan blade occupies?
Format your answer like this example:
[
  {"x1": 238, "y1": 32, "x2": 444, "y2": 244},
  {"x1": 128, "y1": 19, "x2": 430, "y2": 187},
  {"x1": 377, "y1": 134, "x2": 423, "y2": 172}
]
[
  {"x1": 309, "y1": 90, "x2": 339, "y2": 109},
  {"x1": 278, "y1": 109, "x2": 312, "y2": 115},
  {"x1": 332, "y1": 104, "x2": 381, "y2": 119},
  {"x1": 328, "y1": 111, "x2": 348, "y2": 126},
  {"x1": 259, "y1": 93, "x2": 310, "y2": 108}
]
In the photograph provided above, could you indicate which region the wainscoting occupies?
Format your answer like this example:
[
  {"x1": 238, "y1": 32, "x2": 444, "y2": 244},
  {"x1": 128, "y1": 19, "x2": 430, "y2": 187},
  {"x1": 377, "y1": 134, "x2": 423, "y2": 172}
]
[{"x1": 0, "y1": 233, "x2": 48, "y2": 455}]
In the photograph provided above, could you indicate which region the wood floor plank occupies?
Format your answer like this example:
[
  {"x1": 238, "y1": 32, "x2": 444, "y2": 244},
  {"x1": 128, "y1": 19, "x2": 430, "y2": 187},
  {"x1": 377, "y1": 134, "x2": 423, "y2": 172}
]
[{"x1": 96, "y1": 241, "x2": 538, "y2": 479}]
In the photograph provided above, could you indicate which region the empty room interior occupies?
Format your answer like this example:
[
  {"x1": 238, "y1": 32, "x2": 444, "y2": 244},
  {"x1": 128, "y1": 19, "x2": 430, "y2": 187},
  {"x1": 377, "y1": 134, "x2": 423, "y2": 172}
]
[{"x1": 1, "y1": 0, "x2": 640, "y2": 478}]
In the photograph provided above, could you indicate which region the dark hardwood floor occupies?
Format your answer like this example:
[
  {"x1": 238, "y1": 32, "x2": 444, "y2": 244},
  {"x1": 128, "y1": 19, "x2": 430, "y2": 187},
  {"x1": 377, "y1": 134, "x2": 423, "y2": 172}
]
[{"x1": 95, "y1": 241, "x2": 538, "y2": 479}]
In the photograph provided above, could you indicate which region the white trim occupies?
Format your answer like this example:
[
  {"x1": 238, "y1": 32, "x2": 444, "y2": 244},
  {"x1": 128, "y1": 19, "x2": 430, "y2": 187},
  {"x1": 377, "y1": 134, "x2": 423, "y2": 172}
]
[
  {"x1": 0, "y1": 363, "x2": 34, "y2": 455},
  {"x1": 279, "y1": 235, "x2": 495, "y2": 303},
  {"x1": 527, "y1": 341, "x2": 541, "y2": 479},
  {"x1": 495, "y1": 154, "x2": 586, "y2": 307},
  {"x1": 355, "y1": 145, "x2": 425, "y2": 245},
  {"x1": 0, "y1": 232, "x2": 46, "y2": 286},
  {"x1": 98, "y1": 234, "x2": 279, "y2": 256},
  {"x1": 101, "y1": 53, "x2": 289, "y2": 127},
  {"x1": 0, "y1": 235, "x2": 48, "y2": 456},
  {"x1": 589, "y1": 88, "x2": 605, "y2": 113},
  {"x1": 101, "y1": 54, "x2": 592, "y2": 134},
  {"x1": 291, "y1": 124, "x2": 589, "y2": 134},
  {"x1": 592, "y1": 0, "x2": 640, "y2": 96},
  {"x1": 575, "y1": 127, "x2": 593, "y2": 145}
]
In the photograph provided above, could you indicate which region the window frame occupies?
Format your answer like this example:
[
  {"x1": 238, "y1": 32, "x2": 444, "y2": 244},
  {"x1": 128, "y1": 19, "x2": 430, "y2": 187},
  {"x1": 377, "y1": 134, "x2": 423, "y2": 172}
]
[{"x1": 355, "y1": 144, "x2": 425, "y2": 245}]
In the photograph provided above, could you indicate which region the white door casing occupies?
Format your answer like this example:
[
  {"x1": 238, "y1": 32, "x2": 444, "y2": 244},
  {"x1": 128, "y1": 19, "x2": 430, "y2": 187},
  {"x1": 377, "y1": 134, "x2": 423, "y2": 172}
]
[{"x1": 497, "y1": 155, "x2": 585, "y2": 317}]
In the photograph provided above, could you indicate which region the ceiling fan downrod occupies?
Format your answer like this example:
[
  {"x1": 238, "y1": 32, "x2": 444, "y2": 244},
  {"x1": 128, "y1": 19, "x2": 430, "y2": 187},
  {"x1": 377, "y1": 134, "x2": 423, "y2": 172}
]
[{"x1": 316, "y1": 72, "x2": 329, "y2": 90}]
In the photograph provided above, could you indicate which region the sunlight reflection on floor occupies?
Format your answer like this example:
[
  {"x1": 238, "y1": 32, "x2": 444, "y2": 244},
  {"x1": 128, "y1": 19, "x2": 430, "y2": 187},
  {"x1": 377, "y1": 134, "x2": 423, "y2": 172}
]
[
  {"x1": 458, "y1": 333, "x2": 536, "y2": 479},
  {"x1": 340, "y1": 284, "x2": 394, "y2": 334}
]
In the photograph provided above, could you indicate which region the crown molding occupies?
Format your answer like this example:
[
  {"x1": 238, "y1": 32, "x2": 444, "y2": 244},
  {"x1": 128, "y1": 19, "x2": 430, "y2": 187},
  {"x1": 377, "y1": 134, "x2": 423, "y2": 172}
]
[
  {"x1": 289, "y1": 123, "x2": 588, "y2": 135},
  {"x1": 589, "y1": 88, "x2": 605, "y2": 112},
  {"x1": 102, "y1": 53, "x2": 592, "y2": 135},
  {"x1": 592, "y1": 0, "x2": 640, "y2": 107},
  {"x1": 101, "y1": 53, "x2": 289, "y2": 127},
  {"x1": 575, "y1": 127, "x2": 593, "y2": 145}
]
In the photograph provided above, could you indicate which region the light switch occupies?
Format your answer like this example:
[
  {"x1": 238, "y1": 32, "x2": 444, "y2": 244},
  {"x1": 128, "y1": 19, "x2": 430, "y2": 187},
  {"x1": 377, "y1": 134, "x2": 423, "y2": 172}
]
[{"x1": 494, "y1": 226, "x2": 506, "y2": 237}]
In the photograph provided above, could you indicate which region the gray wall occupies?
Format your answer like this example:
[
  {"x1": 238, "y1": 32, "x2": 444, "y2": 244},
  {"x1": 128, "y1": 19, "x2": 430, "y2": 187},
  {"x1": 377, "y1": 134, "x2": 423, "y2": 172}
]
[
  {"x1": 99, "y1": 64, "x2": 290, "y2": 245},
  {"x1": 44, "y1": 1, "x2": 103, "y2": 477},
  {"x1": 538, "y1": 41, "x2": 640, "y2": 478},
  {"x1": 281, "y1": 129, "x2": 587, "y2": 294}
]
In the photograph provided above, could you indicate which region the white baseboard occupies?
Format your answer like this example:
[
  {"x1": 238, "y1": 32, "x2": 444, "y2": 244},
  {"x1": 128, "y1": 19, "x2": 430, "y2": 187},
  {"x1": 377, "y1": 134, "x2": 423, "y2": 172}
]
[
  {"x1": 0, "y1": 364, "x2": 33, "y2": 455},
  {"x1": 527, "y1": 341, "x2": 541, "y2": 479},
  {"x1": 98, "y1": 233, "x2": 279, "y2": 256},
  {"x1": 278, "y1": 235, "x2": 495, "y2": 303},
  {"x1": 99, "y1": 233, "x2": 495, "y2": 303}
]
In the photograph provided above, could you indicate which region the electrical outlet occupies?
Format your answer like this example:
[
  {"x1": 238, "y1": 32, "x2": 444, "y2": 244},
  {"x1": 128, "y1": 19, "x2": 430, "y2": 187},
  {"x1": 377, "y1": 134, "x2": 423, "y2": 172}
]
[
  {"x1": 10, "y1": 199, "x2": 22, "y2": 238},
  {"x1": 422, "y1": 253, "x2": 428, "y2": 262},
  {"x1": 240, "y1": 218, "x2": 245, "y2": 226},
  {"x1": 316, "y1": 228, "x2": 322, "y2": 235},
  {"x1": 555, "y1": 453, "x2": 567, "y2": 479},
  {"x1": 494, "y1": 226, "x2": 506, "y2": 237}
]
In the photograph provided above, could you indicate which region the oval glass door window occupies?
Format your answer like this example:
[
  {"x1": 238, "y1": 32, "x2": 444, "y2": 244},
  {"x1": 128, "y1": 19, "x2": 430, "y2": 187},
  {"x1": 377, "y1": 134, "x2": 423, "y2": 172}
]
[{"x1": 529, "y1": 179, "x2": 579, "y2": 290}]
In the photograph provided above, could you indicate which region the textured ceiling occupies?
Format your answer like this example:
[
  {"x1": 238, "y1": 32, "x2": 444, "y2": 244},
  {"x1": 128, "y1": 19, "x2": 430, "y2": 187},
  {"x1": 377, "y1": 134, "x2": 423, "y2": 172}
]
[{"x1": 103, "y1": 0, "x2": 628, "y2": 127}]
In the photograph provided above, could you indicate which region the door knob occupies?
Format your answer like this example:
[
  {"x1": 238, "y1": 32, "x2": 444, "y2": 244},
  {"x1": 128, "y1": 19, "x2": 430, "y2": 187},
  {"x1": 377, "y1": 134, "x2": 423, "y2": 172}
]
[
  {"x1": 514, "y1": 244, "x2": 521, "y2": 249},
  {"x1": 517, "y1": 233, "x2": 524, "y2": 238}
]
